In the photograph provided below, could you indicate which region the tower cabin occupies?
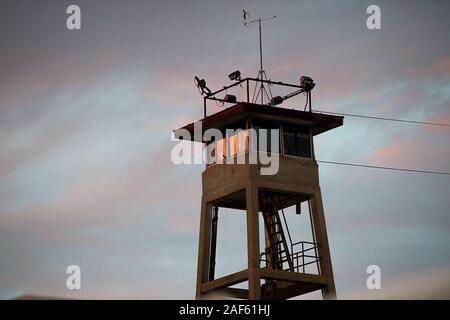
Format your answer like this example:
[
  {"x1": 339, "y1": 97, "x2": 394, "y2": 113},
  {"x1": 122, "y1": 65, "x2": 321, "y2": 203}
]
[{"x1": 174, "y1": 78, "x2": 343, "y2": 300}]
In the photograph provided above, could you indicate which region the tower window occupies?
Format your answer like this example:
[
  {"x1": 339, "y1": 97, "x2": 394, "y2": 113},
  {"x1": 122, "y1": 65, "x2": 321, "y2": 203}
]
[
  {"x1": 251, "y1": 118, "x2": 280, "y2": 154},
  {"x1": 283, "y1": 124, "x2": 311, "y2": 158}
]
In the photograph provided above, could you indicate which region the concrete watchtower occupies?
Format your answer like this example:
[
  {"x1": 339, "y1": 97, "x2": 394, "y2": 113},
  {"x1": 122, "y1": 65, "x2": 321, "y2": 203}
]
[{"x1": 174, "y1": 77, "x2": 343, "y2": 300}]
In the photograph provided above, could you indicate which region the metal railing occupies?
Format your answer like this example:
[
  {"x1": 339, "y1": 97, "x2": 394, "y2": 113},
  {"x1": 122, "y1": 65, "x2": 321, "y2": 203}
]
[
  {"x1": 260, "y1": 240, "x2": 320, "y2": 274},
  {"x1": 203, "y1": 77, "x2": 307, "y2": 118},
  {"x1": 291, "y1": 241, "x2": 320, "y2": 274}
]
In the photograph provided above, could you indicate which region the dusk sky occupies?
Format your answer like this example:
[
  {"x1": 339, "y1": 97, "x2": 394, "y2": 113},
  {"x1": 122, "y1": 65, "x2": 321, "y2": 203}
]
[{"x1": 1, "y1": 0, "x2": 449, "y2": 299}]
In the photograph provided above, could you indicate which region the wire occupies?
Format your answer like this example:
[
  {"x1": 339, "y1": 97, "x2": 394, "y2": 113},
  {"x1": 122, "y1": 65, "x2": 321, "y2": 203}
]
[
  {"x1": 312, "y1": 110, "x2": 450, "y2": 127},
  {"x1": 317, "y1": 160, "x2": 450, "y2": 175}
]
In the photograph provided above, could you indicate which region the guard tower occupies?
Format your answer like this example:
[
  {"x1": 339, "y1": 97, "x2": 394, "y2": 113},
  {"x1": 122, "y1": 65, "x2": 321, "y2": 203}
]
[{"x1": 174, "y1": 77, "x2": 343, "y2": 300}]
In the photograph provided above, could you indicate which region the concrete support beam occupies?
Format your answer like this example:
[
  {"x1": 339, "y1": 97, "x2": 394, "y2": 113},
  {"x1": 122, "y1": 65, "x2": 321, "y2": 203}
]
[
  {"x1": 201, "y1": 270, "x2": 249, "y2": 293},
  {"x1": 260, "y1": 269, "x2": 327, "y2": 285},
  {"x1": 196, "y1": 199, "x2": 213, "y2": 299},
  {"x1": 246, "y1": 181, "x2": 261, "y2": 300},
  {"x1": 310, "y1": 189, "x2": 337, "y2": 299}
]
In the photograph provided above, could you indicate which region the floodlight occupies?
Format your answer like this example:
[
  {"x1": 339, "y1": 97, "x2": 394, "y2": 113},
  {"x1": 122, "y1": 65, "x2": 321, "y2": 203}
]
[
  {"x1": 223, "y1": 94, "x2": 237, "y2": 103},
  {"x1": 270, "y1": 96, "x2": 283, "y2": 105},
  {"x1": 194, "y1": 76, "x2": 212, "y2": 96},
  {"x1": 300, "y1": 76, "x2": 315, "y2": 91},
  {"x1": 228, "y1": 70, "x2": 241, "y2": 81}
]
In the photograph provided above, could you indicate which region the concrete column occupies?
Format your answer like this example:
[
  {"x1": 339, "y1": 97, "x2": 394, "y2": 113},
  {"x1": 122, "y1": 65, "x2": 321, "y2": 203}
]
[
  {"x1": 195, "y1": 198, "x2": 213, "y2": 299},
  {"x1": 310, "y1": 188, "x2": 337, "y2": 299},
  {"x1": 246, "y1": 182, "x2": 261, "y2": 300}
]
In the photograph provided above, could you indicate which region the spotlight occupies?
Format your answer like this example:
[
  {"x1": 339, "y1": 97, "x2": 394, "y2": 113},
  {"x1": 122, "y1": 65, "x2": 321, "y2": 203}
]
[
  {"x1": 223, "y1": 94, "x2": 237, "y2": 103},
  {"x1": 194, "y1": 76, "x2": 212, "y2": 96},
  {"x1": 228, "y1": 70, "x2": 241, "y2": 81},
  {"x1": 300, "y1": 76, "x2": 315, "y2": 91},
  {"x1": 270, "y1": 96, "x2": 283, "y2": 105}
]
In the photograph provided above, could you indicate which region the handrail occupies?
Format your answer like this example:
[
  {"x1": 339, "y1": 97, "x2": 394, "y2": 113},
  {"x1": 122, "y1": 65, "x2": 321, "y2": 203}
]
[
  {"x1": 259, "y1": 240, "x2": 320, "y2": 274},
  {"x1": 203, "y1": 77, "x2": 306, "y2": 117},
  {"x1": 208, "y1": 77, "x2": 303, "y2": 98}
]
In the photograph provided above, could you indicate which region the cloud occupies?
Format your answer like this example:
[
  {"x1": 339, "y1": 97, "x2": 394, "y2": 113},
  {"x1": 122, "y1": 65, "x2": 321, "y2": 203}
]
[
  {"x1": 369, "y1": 137, "x2": 450, "y2": 170},
  {"x1": 342, "y1": 265, "x2": 450, "y2": 299},
  {"x1": 433, "y1": 57, "x2": 450, "y2": 75},
  {"x1": 1, "y1": 0, "x2": 449, "y2": 300}
]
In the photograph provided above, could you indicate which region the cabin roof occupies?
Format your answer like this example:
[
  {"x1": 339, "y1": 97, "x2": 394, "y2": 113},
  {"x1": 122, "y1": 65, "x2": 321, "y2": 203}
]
[{"x1": 173, "y1": 102, "x2": 343, "y2": 142}]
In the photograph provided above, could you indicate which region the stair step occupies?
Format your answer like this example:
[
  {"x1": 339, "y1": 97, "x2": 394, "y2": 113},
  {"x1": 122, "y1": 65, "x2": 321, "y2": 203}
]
[{"x1": 269, "y1": 236, "x2": 282, "y2": 242}]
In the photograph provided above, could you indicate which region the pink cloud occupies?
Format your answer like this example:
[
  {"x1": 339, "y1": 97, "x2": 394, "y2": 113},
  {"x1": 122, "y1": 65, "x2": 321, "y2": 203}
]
[
  {"x1": 0, "y1": 142, "x2": 177, "y2": 231},
  {"x1": 369, "y1": 137, "x2": 449, "y2": 171},
  {"x1": 432, "y1": 56, "x2": 450, "y2": 75},
  {"x1": 343, "y1": 265, "x2": 450, "y2": 299},
  {"x1": 423, "y1": 110, "x2": 450, "y2": 134},
  {"x1": 0, "y1": 49, "x2": 123, "y2": 103},
  {"x1": 371, "y1": 141, "x2": 409, "y2": 164}
]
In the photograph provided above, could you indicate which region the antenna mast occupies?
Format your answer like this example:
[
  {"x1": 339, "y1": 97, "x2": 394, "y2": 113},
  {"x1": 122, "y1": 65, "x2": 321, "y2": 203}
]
[{"x1": 243, "y1": 10, "x2": 277, "y2": 105}]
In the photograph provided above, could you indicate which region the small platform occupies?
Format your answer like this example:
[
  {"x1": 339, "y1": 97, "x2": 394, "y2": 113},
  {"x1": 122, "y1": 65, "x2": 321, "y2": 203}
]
[{"x1": 200, "y1": 269, "x2": 327, "y2": 300}]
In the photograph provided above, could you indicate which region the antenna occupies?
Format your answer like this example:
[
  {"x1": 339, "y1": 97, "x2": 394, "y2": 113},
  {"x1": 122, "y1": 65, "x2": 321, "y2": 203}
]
[{"x1": 243, "y1": 10, "x2": 277, "y2": 105}]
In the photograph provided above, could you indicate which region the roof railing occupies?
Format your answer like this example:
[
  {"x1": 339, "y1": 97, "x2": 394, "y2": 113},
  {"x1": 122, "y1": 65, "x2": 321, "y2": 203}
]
[{"x1": 203, "y1": 77, "x2": 310, "y2": 118}]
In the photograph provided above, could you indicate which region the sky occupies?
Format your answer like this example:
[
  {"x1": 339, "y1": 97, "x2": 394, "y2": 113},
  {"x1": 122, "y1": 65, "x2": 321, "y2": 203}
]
[{"x1": 0, "y1": 0, "x2": 449, "y2": 299}]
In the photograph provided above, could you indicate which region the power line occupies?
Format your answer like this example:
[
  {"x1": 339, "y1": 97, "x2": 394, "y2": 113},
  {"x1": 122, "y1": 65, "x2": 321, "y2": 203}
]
[
  {"x1": 312, "y1": 109, "x2": 450, "y2": 127},
  {"x1": 317, "y1": 160, "x2": 450, "y2": 176}
]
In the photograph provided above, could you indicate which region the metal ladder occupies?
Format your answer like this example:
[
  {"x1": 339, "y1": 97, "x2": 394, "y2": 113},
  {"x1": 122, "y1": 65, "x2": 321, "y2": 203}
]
[
  {"x1": 261, "y1": 196, "x2": 294, "y2": 272},
  {"x1": 261, "y1": 196, "x2": 294, "y2": 299}
]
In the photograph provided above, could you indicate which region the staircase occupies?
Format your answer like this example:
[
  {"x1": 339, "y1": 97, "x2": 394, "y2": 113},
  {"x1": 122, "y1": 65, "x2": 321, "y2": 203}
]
[
  {"x1": 260, "y1": 196, "x2": 294, "y2": 299},
  {"x1": 261, "y1": 197, "x2": 294, "y2": 272}
]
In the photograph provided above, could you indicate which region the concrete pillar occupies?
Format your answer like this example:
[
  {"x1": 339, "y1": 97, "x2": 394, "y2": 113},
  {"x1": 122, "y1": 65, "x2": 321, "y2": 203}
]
[
  {"x1": 246, "y1": 182, "x2": 261, "y2": 300},
  {"x1": 195, "y1": 198, "x2": 212, "y2": 299},
  {"x1": 310, "y1": 188, "x2": 337, "y2": 299}
]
